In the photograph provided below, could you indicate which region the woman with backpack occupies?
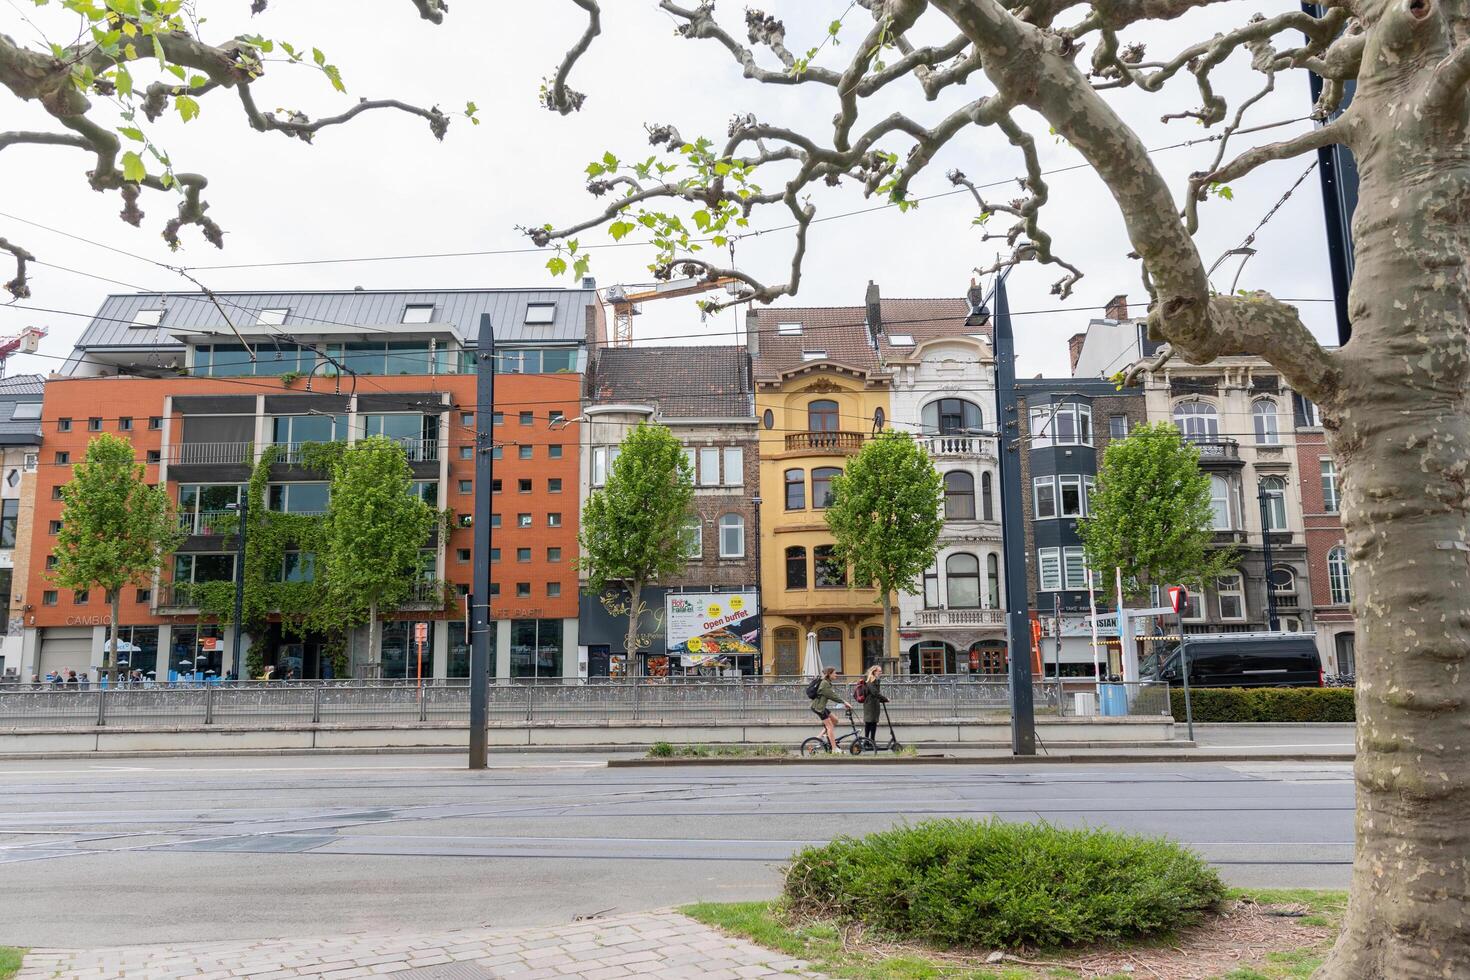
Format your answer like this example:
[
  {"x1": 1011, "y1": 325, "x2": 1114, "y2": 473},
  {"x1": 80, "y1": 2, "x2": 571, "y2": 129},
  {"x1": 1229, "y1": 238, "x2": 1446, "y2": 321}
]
[
  {"x1": 858, "y1": 665, "x2": 890, "y2": 743},
  {"x1": 808, "y1": 666, "x2": 850, "y2": 752}
]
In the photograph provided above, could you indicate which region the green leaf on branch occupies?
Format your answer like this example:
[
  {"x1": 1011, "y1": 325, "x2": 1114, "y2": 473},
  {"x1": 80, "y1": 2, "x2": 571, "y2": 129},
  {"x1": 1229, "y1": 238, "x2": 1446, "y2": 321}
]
[
  {"x1": 121, "y1": 150, "x2": 147, "y2": 182},
  {"x1": 175, "y1": 95, "x2": 200, "y2": 122}
]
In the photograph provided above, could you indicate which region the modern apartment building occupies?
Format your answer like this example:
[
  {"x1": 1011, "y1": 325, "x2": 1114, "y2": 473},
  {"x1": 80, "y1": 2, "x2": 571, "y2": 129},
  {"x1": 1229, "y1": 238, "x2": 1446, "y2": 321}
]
[
  {"x1": 577, "y1": 345, "x2": 760, "y2": 676},
  {"x1": 22, "y1": 287, "x2": 601, "y2": 680},
  {"x1": 0, "y1": 375, "x2": 43, "y2": 679}
]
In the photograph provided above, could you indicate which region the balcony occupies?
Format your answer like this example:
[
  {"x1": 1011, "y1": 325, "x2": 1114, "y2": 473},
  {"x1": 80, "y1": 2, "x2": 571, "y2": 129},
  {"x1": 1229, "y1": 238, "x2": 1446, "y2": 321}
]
[
  {"x1": 1188, "y1": 438, "x2": 1241, "y2": 462},
  {"x1": 1273, "y1": 593, "x2": 1301, "y2": 611},
  {"x1": 178, "y1": 510, "x2": 238, "y2": 536},
  {"x1": 403, "y1": 579, "x2": 448, "y2": 609},
  {"x1": 785, "y1": 431, "x2": 863, "y2": 454},
  {"x1": 155, "y1": 582, "x2": 213, "y2": 611},
  {"x1": 393, "y1": 437, "x2": 440, "y2": 463},
  {"x1": 915, "y1": 608, "x2": 1007, "y2": 628},
  {"x1": 921, "y1": 435, "x2": 992, "y2": 459},
  {"x1": 168, "y1": 442, "x2": 253, "y2": 466}
]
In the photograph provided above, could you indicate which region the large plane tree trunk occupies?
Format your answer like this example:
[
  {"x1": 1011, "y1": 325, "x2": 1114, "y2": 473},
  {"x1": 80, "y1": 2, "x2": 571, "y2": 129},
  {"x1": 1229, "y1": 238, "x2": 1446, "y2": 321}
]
[{"x1": 1317, "y1": 10, "x2": 1470, "y2": 973}]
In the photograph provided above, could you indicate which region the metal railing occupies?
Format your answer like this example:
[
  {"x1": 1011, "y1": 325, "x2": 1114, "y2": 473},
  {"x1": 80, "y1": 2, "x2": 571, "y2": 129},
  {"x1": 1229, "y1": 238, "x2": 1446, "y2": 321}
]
[
  {"x1": 785, "y1": 431, "x2": 864, "y2": 453},
  {"x1": 393, "y1": 437, "x2": 439, "y2": 462},
  {"x1": 1188, "y1": 438, "x2": 1240, "y2": 460},
  {"x1": 0, "y1": 678, "x2": 1173, "y2": 730},
  {"x1": 154, "y1": 582, "x2": 212, "y2": 610},
  {"x1": 169, "y1": 442, "x2": 254, "y2": 466},
  {"x1": 178, "y1": 510, "x2": 237, "y2": 536}
]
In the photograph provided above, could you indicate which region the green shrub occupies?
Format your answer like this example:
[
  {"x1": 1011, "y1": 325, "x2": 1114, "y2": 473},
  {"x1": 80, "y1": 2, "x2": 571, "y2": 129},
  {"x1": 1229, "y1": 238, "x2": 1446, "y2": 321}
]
[
  {"x1": 783, "y1": 819, "x2": 1224, "y2": 950},
  {"x1": 648, "y1": 741, "x2": 674, "y2": 758},
  {"x1": 1170, "y1": 687, "x2": 1355, "y2": 723}
]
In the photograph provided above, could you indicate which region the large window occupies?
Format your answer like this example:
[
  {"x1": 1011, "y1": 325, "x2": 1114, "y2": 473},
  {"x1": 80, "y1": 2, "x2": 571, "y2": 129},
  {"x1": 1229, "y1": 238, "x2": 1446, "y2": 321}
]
[
  {"x1": 1261, "y1": 477, "x2": 1288, "y2": 531},
  {"x1": 944, "y1": 471, "x2": 975, "y2": 520},
  {"x1": 1029, "y1": 402, "x2": 1092, "y2": 447},
  {"x1": 1, "y1": 498, "x2": 20, "y2": 548},
  {"x1": 1328, "y1": 546, "x2": 1352, "y2": 604},
  {"x1": 784, "y1": 469, "x2": 805, "y2": 510},
  {"x1": 195, "y1": 343, "x2": 311, "y2": 378},
  {"x1": 1209, "y1": 474, "x2": 1232, "y2": 530},
  {"x1": 1320, "y1": 458, "x2": 1339, "y2": 513},
  {"x1": 922, "y1": 398, "x2": 982, "y2": 435},
  {"x1": 1217, "y1": 573, "x2": 1245, "y2": 620},
  {"x1": 362, "y1": 413, "x2": 437, "y2": 459},
  {"x1": 510, "y1": 619, "x2": 563, "y2": 678},
  {"x1": 814, "y1": 545, "x2": 846, "y2": 587},
  {"x1": 682, "y1": 517, "x2": 702, "y2": 559},
  {"x1": 1063, "y1": 547, "x2": 1088, "y2": 590},
  {"x1": 494, "y1": 347, "x2": 577, "y2": 374},
  {"x1": 785, "y1": 546, "x2": 807, "y2": 589},
  {"x1": 271, "y1": 413, "x2": 347, "y2": 453},
  {"x1": 1173, "y1": 401, "x2": 1219, "y2": 441},
  {"x1": 1033, "y1": 477, "x2": 1057, "y2": 519},
  {"x1": 816, "y1": 626, "x2": 843, "y2": 672},
  {"x1": 982, "y1": 472, "x2": 994, "y2": 521},
  {"x1": 268, "y1": 482, "x2": 330, "y2": 514},
  {"x1": 1037, "y1": 548, "x2": 1062, "y2": 592},
  {"x1": 173, "y1": 553, "x2": 235, "y2": 584},
  {"x1": 699, "y1": 447, "x2": 720, "y2": 487},
  {"x1": 812, "y1": 467, "x2": 841, "y2": 509},
  {"x1": 1058, "y1": 475, "x2": 1084, "y2": 518},
  {"x1": 946, "y1": 553, "x2": 980, "y2": 608},
  {"x1": 718, "y1": 513, "x2": 745, "y2": 558},
  {"x1": 591, "y1": 445, "x2": 621, "y2": 486},
  {"x1": 1252, "y1": 398, "x2": 1280, "y2": 445},
  {"x1": 987, "y1": 554, "x2": 1000, "y2": 608},
  {"x1": 808, "y1": 399, "x2": 839, "y2": 432},
  {"x1": 774, "y1": 627, "x2": 800, "y2": 675}
]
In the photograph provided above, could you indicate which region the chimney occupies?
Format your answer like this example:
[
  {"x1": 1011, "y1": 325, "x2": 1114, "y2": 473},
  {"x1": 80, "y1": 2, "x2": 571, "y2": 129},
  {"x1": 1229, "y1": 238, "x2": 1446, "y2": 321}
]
[
  {"x1": 1105, "y1": 294, "x2": 1130, "y2": 321},
  {"x1": 744, "y1": 308, "x2": 760, "y2": 357},
  {"x1": 1068, "y1": 332, "x2": 1088, "y2": 374},
  {"x1": 865, "y1": 281, "x2": 881, "y2": 338},
  {"x1": 966, "y1": 278, "x2": 990, "y2": 319}
]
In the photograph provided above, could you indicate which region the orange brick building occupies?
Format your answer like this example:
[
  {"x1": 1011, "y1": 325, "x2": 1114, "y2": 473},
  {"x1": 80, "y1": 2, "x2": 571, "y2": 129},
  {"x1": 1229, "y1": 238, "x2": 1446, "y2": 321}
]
[{"x1": 20, "y1": 287, "x2": 599, "y2": 680}]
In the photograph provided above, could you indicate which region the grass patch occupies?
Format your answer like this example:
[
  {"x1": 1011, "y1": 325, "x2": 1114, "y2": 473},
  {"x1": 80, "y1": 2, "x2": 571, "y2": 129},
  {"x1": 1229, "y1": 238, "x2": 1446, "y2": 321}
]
[
  {"x1": 645, "y1": 742, "x2": 788, "y2": 759},
  {"x1": 0, "y1": 947, "x2": 25, "y2": 980},
  {"x1": 785, "y1": 819, "x2": 1225, "y2": 949}
]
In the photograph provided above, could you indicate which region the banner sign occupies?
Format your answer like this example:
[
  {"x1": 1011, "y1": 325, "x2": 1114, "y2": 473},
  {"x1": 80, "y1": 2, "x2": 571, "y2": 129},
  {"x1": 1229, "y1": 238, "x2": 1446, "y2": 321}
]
[{"x1": 666, "y1": 591, "x2": 761, "y2": 666}]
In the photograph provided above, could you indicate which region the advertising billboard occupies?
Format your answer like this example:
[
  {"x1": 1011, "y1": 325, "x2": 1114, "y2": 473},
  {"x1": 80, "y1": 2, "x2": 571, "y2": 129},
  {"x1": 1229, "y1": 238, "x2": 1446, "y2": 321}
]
[{"x1": 665, "y1": 591, "x2": 761, "y2": 667}]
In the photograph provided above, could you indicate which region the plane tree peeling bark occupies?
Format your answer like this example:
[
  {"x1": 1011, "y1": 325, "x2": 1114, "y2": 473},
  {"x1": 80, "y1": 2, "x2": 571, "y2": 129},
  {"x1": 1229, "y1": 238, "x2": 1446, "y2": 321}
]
[{"x1": 534, "y1": 1, "x2": 1470, "y2": 975}]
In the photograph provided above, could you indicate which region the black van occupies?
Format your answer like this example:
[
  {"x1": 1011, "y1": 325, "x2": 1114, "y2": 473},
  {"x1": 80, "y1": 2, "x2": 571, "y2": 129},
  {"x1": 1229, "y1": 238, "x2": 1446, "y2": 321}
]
[{"x1": 1144, "y1": 632, "x2": 1323, "y2": 688}]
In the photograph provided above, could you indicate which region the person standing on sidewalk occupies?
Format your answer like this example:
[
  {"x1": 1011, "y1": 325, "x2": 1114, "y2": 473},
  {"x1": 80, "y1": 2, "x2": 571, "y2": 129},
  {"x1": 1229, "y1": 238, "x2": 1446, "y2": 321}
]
[{"x1": 860, "y1": 665, "x2": 889, "y2": 743}]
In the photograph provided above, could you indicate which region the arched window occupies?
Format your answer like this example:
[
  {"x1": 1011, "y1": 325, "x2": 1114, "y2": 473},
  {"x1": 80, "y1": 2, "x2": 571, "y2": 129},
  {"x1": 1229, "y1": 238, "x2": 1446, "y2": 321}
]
[
  {"x1": 1261, "y1": 476, "x2": 1288, "y2": 531},
  {"x1": 785, "y1": 546, "x2": 807, "y2": 590},
  {"x1": 812, "y1": 467, "x2": 841, "y2": 508},
  {"x1": 784, "y1": 468, "x2": 805, "y2": 510},
  {"x1": 981, "y1": 472, "x2": 994, "y2": 521},
  {"x1": 872, "y1": 407, "x2": 885, "y2": 432},
  {"x1": 816, "y1": 626, "x2": 843, "y2": 672},
  {"x1": 774, "y1": 627, "x2": 800, "y2": 675},
  {"x1": 1252, "y1": 398, "x2": 1280, "y2": 445},
  {"x1": 946, "y1": 553, "x2": 980, "y2": 608},
  {"x1": 943, "y1": 471, "x2": 975, "y2": 520},
  {"x1": 1328, "y1": 546, "x2": 1352, "y2": 604},
  {"x1": 922, "y1": 398, "x2": 982, "y2": 435},
  {"x1": 986, "y1": 553, "x2": 1000, "y2": 608},
  {"x1": 718, "y1": 513, "x2": 744, "y2": 558},
  {"x1": 808, "y1": 399, "x2": 839, "y2": 432},
  {"x1": 1209, "y1": 474, "x2": 1233, "y2": 530},
  {"x1": 1173, "y1": 401, "x2": 1219, "y2": 441},
  {"x1": 861, "y1": 625, "x2": 885, "y2": 668}
]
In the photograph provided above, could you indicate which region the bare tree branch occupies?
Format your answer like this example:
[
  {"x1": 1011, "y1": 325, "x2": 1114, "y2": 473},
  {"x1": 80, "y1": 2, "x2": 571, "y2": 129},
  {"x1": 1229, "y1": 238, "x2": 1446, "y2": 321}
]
[
  {"x1": 0, "y1": 236, "x2": 35, "y2": 300},
  {"x1": 1201, "y1": 116, "x2": 1351, "y2": 188},
  {"x1": 543, "y1": 0, "x2": 601, "y2": 114}
]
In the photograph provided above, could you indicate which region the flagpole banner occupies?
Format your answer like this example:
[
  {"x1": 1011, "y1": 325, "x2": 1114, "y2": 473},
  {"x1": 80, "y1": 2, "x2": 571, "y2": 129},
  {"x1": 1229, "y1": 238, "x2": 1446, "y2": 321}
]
[{"x1": 666, "y1": 592, "x2": 762, "y2": 667}]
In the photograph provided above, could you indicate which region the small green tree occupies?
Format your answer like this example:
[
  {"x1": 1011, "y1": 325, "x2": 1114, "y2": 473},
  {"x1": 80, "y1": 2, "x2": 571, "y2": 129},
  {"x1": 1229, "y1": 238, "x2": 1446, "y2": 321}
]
[
  {"x1": 578, "y1": 422, "x2": 695, "y2": 671},
  {"x1": 825, "y1": 432, "x2": 944, "y2": 665},
  {"x1": 320, "y1": 436, "x2": 438, "y2": 677},
  {"x1": 53, "y1": 434, "x2": 183, "y2": 681},
  {"x1": 1079, "y1": 422, "x2": 1236, "y2": 601}
]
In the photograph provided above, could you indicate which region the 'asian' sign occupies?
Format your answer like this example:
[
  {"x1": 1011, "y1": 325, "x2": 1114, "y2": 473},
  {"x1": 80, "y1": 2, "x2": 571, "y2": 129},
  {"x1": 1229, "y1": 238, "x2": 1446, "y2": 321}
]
[{"x1": 666, "y1": 591, "x2": 761, "y2": 667}]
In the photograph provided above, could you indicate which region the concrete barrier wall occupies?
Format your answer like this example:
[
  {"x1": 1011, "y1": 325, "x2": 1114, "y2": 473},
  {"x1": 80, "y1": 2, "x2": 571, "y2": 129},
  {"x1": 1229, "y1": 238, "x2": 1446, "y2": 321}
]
[{"x1": 0, "y1": 716, "x2": 1175, "y2": 756}]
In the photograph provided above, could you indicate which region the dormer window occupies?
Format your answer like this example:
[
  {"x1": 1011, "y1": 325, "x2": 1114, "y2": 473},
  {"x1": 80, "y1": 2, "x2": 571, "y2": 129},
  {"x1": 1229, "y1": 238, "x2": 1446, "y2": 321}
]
[
  {"x1": 524, "y1": 303, "x2": 557, "y2": 324},
  {"x1": 257, "y1": 308, "x2": 289, "y2": 325},
  {"x1": 801, "y1": 350, "x2": 826, "y2": 362},
  {"x1": 131, "y1": 309, "x2": 163, "y2": 327},
  {"x1": 888, "y1": 334, "x2": 915, "y2": 346},
  {"x1": 402, "y1": 304, "x2": 434, "y2": 324}
]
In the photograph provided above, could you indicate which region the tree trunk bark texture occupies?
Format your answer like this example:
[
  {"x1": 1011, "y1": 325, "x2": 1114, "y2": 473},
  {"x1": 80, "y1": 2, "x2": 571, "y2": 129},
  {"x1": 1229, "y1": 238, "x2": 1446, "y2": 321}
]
[
  {"x1": 883, "y1": 589, "x2": 894, "y2": 673},
  {"x1": 106, "y1": 592, "x2": 121, "y2": 683},
  {"x1": 368, "y1": 600, "x2": 379, "y2": 679},
  {"x1": 626, "y1": 582, "x2": 642, "y2": 677},
  {"x1": 1317, "y1": 7, "x2": 1470, "y2": 975}
]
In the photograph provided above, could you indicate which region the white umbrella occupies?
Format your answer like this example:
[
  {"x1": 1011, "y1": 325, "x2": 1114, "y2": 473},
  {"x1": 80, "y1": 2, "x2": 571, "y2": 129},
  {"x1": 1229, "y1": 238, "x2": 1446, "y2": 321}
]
[
  {"x1": 802, "y1": 631, "x2": 822, "y2": 677},
  {"x1": 105, "y1": 639, "x2": 140, "y2": 654}
]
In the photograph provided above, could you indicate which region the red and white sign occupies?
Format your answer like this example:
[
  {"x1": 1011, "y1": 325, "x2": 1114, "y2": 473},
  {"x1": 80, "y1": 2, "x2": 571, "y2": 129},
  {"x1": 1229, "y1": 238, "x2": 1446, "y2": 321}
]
[
  {"x1": 414, "y1": 623, "x2": 428, "y2": 644},
  {"x1": 1168, "y1": 586, "x2": 1189, "y2": 614},
  {"x1": 201, "y1": 637, "x2": 218, "y2": 651}
]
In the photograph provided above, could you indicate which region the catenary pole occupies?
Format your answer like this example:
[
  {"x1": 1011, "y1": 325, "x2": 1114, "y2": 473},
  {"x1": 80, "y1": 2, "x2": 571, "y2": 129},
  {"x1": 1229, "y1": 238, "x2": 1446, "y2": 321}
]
[{"x1": 469, "y1": 313, "x2": 496, "y2": 770}]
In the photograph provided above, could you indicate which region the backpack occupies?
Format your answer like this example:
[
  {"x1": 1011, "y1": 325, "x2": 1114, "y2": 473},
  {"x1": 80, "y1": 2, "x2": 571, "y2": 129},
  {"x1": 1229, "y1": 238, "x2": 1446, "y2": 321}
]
[
  {"x1": 805, "y1": 677, "x2": 822, "y2": 699},
  {"x1": 853, "y1": 680, "x2": 868, "y2": 704}
]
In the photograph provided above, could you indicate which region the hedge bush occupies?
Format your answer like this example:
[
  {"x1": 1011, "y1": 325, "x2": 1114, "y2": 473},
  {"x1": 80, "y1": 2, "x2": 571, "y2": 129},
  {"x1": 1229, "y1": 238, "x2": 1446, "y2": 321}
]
[
  {"x1": 783, "y1": 819, "x2": 1224, "y2": 949},
  {"x1": 1169, "y1": 686, "x2": 1355, "y2": 723}
]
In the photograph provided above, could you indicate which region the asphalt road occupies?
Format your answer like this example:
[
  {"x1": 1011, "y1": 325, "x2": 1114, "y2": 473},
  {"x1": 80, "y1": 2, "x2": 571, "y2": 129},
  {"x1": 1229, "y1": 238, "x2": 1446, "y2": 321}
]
[{"x1": 0, "y1": 752, "x2": 1355, "y2": 948}]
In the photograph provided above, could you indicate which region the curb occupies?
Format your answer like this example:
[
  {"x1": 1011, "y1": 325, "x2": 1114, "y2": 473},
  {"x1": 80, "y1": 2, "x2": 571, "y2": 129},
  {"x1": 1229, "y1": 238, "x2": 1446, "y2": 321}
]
[{"x1": 608, "y1": 752, "x2": 1356, "y2": 767}]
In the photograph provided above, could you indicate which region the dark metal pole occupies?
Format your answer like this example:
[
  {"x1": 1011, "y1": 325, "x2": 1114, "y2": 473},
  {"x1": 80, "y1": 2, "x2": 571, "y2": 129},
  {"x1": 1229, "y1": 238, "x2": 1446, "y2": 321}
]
[
  {"x1": 992, "y1": 275, "x2": 1036, "y2": 755},
  {"x1": 750, "y1": 495, "x2": 763, "y2": 678},
  {"x1": 231, "y1": 500, "x2": 247, "y2": 681},
  {"x1": 1303, "y1": 3, "x2": 1357, "y2": 347},
  {"x1": 1259, "y1": 483, "x2": 1279, "y2": 631},
  {"x1": 469, "y1": 314, "x2": 496, "y2": 770}
]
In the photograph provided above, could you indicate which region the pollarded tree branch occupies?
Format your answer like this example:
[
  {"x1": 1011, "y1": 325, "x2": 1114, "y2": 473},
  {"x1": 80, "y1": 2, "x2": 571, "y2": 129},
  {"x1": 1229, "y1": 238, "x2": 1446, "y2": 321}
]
[
  {"x1": 542, "y1": 0, "x2": 601, "y2": 114},
  {"x1": 1200, "y1": 116, "x2": 1351, "y2": 188},
  {"x1": 1427, "y1": 41, "x2": 1470, "y2": 110},
  {"x1": 1, "y1": 236, "x2": 35, "y2": 300}
]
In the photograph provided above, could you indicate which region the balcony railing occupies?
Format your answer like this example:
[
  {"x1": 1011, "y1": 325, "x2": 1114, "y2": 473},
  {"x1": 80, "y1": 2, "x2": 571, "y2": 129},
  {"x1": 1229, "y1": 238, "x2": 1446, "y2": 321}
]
[
  {"x1": 915, "y1": 608, "x2": 1007, "y2": 628},
  {"x1": 155, "y1": 582, "x2": 212, "y2": 611},
  {"x1": 921, "y1": 435, "x2": 992, "y2": 458},
  {"x1": 169, "y1": 442, "x2": 253, "y2": 466},
  {"x1": 785, "y1": 431, "x2": 863, "y2": 453},
  {"x1": 178, "y1": 510, "x2": 238, "y2": 536},
  {"x1": 393, "y1": 437, "x2": 440, "y2": 462},
  {"x1": 1188, "y1": 437, "x2": 1240, "y2": 460}
]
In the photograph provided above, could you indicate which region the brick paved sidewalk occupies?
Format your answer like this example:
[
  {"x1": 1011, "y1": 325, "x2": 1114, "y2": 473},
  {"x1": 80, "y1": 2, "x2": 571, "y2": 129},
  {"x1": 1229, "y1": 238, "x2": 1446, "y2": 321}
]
[{"x1": 15, "y1": 910, "x2": 824, "y2": 980}]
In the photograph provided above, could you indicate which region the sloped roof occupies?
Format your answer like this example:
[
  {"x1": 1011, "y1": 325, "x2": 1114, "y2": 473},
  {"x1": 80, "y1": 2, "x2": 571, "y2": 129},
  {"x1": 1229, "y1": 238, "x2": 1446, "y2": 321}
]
[
  {"x1": 751, "y1": 297, "x2": 987, "y2": 378},
  {"x1": 873, "y1": 298, "x2": 991, "y2": 358},
  {"x1": 589, "y1": 346, "x2": 751, "y2": 418},
  {"x1": 0, "y1": 373, "x2": 44, "y2": 444},
  {"x1": 0, "y1": 374, "x2": 44, "y2": 395}
]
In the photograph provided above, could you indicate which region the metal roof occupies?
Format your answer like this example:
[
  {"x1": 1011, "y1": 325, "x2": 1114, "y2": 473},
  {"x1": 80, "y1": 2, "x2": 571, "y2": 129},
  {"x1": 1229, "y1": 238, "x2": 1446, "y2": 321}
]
[
  {"x1": 0, "y1": 373, "x2": 44, "y2": 445},
  {"x1": 71, "y1": 288, "x2": 600, "y2": 353},
  {"x1": 588, "y1": 346, "x2": 752, "y2": 418}
]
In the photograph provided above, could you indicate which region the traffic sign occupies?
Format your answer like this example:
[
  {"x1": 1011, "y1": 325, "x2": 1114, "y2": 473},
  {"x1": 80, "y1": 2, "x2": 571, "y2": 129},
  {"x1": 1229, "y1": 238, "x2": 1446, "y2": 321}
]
[
  {"x1": 1168, "y1": 586, "x2": 1189, "y2": 614},
  {"x1": 414, "y1": 622, "x2": 428, "y2": 644}
]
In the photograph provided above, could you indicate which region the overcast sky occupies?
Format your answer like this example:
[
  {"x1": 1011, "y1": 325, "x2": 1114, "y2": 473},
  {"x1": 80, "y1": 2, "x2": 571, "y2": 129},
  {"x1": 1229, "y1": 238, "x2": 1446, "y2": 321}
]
[{"x1": 0, "y1": 2, "x2": 1337, "y2": 380}]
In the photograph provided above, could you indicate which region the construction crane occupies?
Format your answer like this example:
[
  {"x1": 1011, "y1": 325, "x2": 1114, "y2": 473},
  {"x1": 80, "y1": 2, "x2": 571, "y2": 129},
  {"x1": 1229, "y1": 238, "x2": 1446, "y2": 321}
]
[
  {"x1": 603, "y1": 276, "x2": 744, "y2": 347},
  {"x1": 0, "y1": 326, "x2": 46, "y2": 376}
]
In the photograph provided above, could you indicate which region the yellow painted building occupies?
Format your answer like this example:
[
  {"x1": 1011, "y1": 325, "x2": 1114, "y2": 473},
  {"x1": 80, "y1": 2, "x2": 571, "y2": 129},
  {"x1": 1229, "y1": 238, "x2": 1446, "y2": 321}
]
[{"x1": 749, "y1": 304, "x2": 893, "y2": 676}]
